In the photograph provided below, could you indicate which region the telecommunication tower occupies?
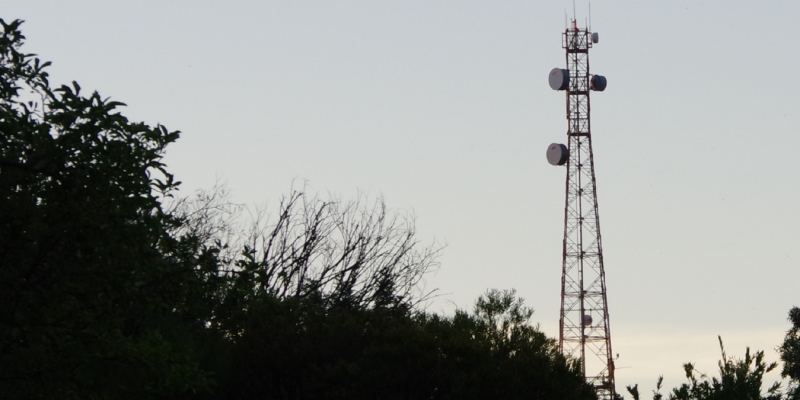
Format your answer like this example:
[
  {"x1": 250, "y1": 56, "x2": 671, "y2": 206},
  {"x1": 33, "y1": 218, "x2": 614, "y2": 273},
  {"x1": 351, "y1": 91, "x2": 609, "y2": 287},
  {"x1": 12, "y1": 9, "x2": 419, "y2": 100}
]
[{"x1": 546, "y1": 18, "x2": 616, "y2": 399}]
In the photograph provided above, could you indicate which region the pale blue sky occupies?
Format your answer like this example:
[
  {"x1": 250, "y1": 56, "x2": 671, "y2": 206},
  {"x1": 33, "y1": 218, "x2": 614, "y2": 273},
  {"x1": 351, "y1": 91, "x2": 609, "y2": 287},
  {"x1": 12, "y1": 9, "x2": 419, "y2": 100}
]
[{"x1": 6, "y1": 0, "x2": 800, "y2": 394}]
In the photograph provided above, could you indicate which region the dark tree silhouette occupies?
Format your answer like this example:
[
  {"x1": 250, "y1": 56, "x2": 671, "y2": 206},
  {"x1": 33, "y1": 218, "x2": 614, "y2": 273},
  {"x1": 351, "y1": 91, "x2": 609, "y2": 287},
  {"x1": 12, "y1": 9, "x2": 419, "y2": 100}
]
[
  {"x1": 0, "y1": 18, "x2": 213, "y2": 399},
  {"x1": 780, "y1": 307, "x2": 800, "y2": 400},
  {"x1": 627, "y1": 337, "x2": 782, "y2": 400},
  {"x1": 0, "y1": 18, "x2": 603, "y2": 400}
]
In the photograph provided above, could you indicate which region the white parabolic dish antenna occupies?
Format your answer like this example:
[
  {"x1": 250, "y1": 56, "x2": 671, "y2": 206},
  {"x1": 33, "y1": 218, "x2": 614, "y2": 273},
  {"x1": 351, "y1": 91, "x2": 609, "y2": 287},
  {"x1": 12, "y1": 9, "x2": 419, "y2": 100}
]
[
  {"x1": 546, "y1": 143, "x2": 568, "y2": 166},
  {"x1": 548, "y1": 68, "x2": 569, "y2": 91}
]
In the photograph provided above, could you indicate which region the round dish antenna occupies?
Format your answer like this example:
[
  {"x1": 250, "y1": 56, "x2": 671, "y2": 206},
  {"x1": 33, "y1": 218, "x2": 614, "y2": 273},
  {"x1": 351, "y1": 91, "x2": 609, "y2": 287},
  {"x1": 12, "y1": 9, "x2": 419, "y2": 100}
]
[
  {"x1": 546, "y1": 143, "x2": 569, "y2": 166},
  {"x1": 549, "y1": 68, "x2": 570, "y2": 91},
  {"x1": 590, "y1": 75, "x2": 607, "y2": 91}
]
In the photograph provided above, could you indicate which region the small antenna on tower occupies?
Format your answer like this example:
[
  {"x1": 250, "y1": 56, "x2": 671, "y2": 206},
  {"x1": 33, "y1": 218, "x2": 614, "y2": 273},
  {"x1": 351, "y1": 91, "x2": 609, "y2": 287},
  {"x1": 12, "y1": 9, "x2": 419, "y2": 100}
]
[{"x1": 573, "y1": 0, "x2": 577, "y2": 21}]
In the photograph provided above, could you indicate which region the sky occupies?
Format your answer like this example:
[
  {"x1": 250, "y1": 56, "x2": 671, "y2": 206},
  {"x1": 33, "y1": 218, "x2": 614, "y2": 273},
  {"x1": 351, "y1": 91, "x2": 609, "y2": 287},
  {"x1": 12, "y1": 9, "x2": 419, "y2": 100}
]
[{"x1": 5, "y1": 0, "x2": 800, "y2": 395}]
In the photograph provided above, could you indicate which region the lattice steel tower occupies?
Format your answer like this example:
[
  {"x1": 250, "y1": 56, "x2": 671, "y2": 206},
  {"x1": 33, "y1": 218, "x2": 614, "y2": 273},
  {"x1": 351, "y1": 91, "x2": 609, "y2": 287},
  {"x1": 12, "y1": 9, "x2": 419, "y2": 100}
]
[{"x1": 545, "y1": 19, "x2": 615, "y2": 400}]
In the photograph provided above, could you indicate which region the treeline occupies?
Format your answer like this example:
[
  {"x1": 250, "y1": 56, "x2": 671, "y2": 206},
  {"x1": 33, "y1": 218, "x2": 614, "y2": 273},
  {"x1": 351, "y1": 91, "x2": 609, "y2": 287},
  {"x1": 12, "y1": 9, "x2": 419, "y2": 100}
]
[
  {"x1": 0, "y1": 19, "x2": 594, "y2": 399},
  {"x1": 2, "y1": 18, "x2": 799, "y2": 400}
]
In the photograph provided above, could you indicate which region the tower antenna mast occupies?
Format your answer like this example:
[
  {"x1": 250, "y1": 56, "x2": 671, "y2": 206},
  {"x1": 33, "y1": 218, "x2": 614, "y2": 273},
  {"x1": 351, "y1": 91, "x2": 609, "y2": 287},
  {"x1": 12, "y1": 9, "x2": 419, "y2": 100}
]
[
  {"x1": 573, "y1": 0, "x2": 577, "y2": 21},
  {"x1": 545, "y1": 17, "x2": 616, "y2": 400}
]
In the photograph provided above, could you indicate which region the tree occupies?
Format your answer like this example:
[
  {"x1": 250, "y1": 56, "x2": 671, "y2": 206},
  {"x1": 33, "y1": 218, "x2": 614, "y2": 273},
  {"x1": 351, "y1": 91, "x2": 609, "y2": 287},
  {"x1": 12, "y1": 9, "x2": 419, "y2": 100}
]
[
  {"x1": 0, "y1": 19, "x2": 213, "y2": 398},
  {"x1": 0, "y1": 17, "x2": 445, "y2": 396},
  {"x1": 780, "y1": 307, "x2": 800, "y2": 400},
  {"x1": 0, "y1": 18, "x2": 599, "y2": 399},
  {"x1": 169, "y1": 186, "x2": 444, "y2": 337},
  {"x1": 459, "y1": 288, "x2": 597, "y2": 400},
  {"x1": 626, "y1": 337, "x2": 782, "y2": 400},
  {"x1": 626, "y1": 376, "x2": 665, "y2": 400},
  {"x1": 203, "y1": 289, "x2": 596, "y2": 400}
]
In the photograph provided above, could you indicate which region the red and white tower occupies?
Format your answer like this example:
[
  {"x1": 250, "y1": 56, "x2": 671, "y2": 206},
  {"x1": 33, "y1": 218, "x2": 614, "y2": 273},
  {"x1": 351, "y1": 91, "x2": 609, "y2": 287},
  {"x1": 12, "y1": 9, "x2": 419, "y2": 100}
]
[{"x1": 546, "y1": 20, "x2": 616, "y2": 400}]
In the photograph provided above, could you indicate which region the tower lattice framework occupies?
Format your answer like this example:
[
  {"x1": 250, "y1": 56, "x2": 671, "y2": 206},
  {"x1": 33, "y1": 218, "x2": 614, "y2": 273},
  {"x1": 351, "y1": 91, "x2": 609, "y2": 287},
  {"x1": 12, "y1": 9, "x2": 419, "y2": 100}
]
[{"x1": 556, "y1": 23, "x2": 616, "y2": 400}]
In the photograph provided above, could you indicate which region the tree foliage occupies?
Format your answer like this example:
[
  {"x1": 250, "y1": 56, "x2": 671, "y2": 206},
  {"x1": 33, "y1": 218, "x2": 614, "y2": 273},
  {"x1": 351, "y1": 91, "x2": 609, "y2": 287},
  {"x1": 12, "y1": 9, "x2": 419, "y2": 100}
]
[
  {"x1": 1, "y1": 18, "x2": 601, "y2": 399},
  {"x1": 168, "y1": 185, "x2": 443, "y2": 337},
  {"x1": 780, "y1": 307, "x2": 800, "y2": 400},
  {"x1": 627, "y1": 337, "x2": 782, "y2": 400},
  {"x1": 0, "y1": 18, "x2": 215, "y2": 398},
  {"x1": 202, "y1": 289, "x2": 596, "y2": 400}
]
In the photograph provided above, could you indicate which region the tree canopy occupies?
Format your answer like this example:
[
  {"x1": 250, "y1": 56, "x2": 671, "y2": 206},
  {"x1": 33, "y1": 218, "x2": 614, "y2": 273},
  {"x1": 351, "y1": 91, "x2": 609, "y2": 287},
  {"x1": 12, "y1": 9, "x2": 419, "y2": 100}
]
[
  {"x1": 9, "y1": 15, "x2": 800, "y2": 400},
  {"x1": 0, "y1": 18, "x2": 597, "y2": 400},
  {"x1": 0, "y1": 17, "x2": 213, "y2": 398},
  {"x1": 780, "y1": 307, "x2": 800, "y2": 400},
  {"x1": 626, "y1": 333, "x2": 799, "y2": 400}
]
